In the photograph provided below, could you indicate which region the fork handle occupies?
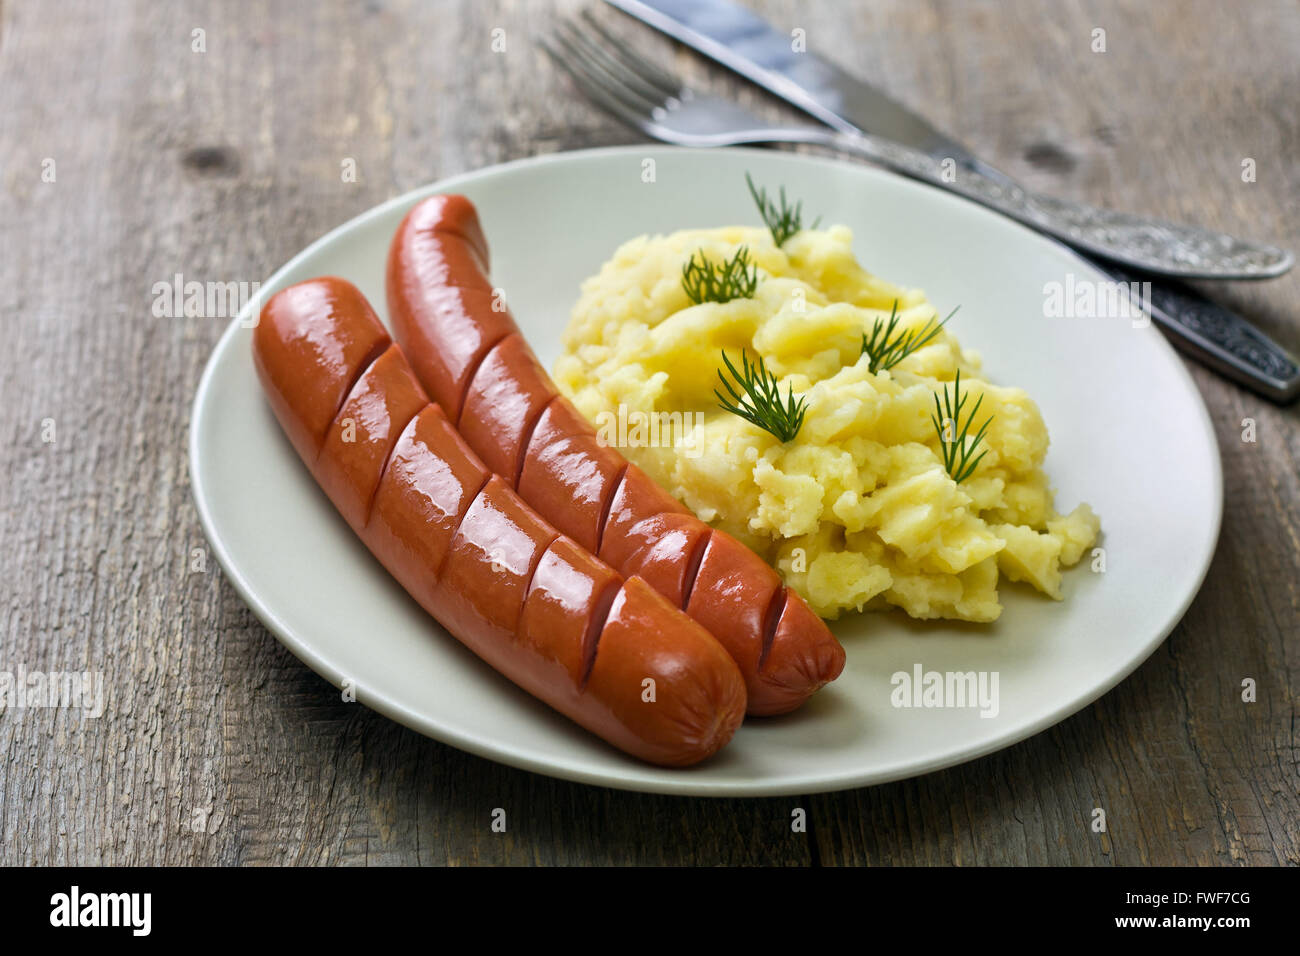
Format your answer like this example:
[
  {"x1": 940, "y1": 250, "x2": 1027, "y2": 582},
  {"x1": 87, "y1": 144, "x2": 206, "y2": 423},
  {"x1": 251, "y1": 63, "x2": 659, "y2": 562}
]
[{"x1": 808, "y1": 129, "x2": 1293, "y2": 281}]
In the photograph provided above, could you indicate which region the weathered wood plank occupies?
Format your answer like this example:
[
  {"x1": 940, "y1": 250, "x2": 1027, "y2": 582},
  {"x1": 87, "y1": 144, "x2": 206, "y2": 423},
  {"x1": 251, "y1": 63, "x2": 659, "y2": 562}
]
[{"x1": 0, "y1": 0, "x2": 1294, "y2": 866}]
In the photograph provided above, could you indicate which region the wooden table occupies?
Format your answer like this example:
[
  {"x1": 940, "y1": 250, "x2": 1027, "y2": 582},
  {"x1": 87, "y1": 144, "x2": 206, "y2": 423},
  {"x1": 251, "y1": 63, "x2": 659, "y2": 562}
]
[{"x1": 2, "y1": 0, "x2": 1296, "y2": 866}]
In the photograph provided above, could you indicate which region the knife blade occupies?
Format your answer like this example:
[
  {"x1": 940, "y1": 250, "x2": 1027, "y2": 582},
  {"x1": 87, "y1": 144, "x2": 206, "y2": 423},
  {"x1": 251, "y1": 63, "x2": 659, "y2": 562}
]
[
  {"x1": 604, "y1": 0, "x2": 1300, "y2": 402},
  {"x1": 604, "y1": 0, "x2": 1002, "y2": 177}
]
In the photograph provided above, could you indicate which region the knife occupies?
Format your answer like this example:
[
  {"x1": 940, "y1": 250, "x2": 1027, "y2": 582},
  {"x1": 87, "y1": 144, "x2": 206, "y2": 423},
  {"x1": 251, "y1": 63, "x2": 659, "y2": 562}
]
[{"x1": 605, "y1": 0, "x2": 1300, "y2": 402}]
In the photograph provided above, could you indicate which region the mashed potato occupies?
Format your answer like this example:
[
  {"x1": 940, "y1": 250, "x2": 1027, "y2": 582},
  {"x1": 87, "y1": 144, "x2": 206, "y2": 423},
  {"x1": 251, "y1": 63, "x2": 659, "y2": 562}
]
[{"x1": 554, "y1": 225, "x2": 1099, "y2": 622}]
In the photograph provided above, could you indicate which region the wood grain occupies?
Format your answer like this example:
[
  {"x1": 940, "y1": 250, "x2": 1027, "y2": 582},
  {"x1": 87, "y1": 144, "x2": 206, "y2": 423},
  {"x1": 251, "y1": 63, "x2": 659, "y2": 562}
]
[{"x1": 0, "y1": 0, "x2": 1295, "y2": 866}]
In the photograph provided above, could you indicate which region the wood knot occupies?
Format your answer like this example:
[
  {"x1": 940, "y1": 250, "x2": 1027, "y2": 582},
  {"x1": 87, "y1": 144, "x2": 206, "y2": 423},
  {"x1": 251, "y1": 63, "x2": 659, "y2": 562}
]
[
  {"x1": 1022, "y1": 141, "x2": 1077, "y2": 174},
  {"x1": 181, "y1": 146, "x2": 241, "y2": 177}
]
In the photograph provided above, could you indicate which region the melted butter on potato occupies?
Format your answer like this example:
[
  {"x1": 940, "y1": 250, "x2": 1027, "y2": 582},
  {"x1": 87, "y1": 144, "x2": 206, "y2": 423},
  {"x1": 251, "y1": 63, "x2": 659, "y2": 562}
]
[{"x1": 555, "y1": 225, "x2": 1100, "y2": 622}]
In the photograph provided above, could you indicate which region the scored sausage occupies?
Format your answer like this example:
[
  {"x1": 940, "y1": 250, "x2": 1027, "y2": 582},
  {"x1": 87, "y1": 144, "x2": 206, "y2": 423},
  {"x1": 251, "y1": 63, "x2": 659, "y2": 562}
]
[
  {"x1": 253, "y1": 276, "x2": 746, "y2": 766},
  {"x1": 386, "y1": 194, "x2": 847, "y2": 716}
]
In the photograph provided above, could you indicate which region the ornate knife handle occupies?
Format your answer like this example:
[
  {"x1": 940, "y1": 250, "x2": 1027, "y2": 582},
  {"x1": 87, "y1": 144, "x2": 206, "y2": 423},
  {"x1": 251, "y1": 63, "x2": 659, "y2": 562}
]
[
  {"x1": 791, "y1": 128, "x2": 1299, "y2": 400},
  {"x1": 819, "y1": 130, "x2": 1293, "y2": 281},
  {"x1": 1122, "y1": 271, "x2": 1300, "y2": 402}
]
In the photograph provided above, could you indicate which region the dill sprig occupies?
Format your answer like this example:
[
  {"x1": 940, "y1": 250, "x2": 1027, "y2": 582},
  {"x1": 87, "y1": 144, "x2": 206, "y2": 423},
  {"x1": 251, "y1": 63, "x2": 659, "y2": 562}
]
[
  {"x1": 746, "y1": 173, "x2": 821, "y2": 247},
  {"x1": 861, "y1": 300, "x2": 959, "y2": 374},
  {"x1": 931, "y1": 369, "x2": 994, "y2": 484},
  {"x1": 682, "y1": 246, "x2": 759, "y2": 305},
  {"x1": 715, "y1": 349, "x2": 808, "y2": 442}
]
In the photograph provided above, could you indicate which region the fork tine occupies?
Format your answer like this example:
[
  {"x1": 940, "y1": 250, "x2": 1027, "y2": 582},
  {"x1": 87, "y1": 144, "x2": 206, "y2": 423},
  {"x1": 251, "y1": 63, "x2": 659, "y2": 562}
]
[
  {"x1": 577, "y1": 10, "x2": 684, "y2": 97},
  {"x1": 554, "y1": 19, "x2": 667, "y2": 112},
  {"x1": 540, "y1": 36, "x2": 654, "y2": 136},
  {"x1": 547, "y1": 28, "x2": 659, "y2": 117}
]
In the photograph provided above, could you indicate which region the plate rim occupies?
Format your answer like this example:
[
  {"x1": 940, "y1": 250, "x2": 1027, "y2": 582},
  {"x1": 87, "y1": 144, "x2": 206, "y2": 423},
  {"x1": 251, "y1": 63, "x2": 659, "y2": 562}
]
[{"x1": 189, "y1": 144, "x2": 1224, "y2": 796}]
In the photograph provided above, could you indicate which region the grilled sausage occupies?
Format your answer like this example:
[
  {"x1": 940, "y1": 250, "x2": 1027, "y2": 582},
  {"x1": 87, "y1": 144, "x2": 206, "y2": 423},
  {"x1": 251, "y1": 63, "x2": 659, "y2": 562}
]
[
  {"x1": 386, "y1": 195, "x2": 846, "y2": 715},
  {"x1": 253, "y1": 276, "x2": 746, "y2": 766}
]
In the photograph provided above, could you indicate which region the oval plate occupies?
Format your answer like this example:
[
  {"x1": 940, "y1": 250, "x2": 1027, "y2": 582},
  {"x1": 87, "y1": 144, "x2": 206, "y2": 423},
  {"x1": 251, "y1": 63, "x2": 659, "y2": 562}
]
[{"x1": 190, "y1": 146, "x2": 1221, "y2": 796}]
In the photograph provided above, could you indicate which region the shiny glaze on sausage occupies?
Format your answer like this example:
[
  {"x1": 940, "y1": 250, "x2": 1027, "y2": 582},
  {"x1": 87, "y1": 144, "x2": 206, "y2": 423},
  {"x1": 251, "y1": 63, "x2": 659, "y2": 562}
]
[
  {"x1": 254, "y1": 276, "x2": 747, "y2": 765},
  {"x1": 386, "y1": 195, "x2": 846, "y2": 715}
]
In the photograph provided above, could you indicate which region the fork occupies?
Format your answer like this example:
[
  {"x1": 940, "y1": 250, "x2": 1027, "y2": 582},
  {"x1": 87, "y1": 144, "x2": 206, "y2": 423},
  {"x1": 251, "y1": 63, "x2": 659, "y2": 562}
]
[{"x1": 540, "y1": 12, "x2": 1292, "y2": 282}]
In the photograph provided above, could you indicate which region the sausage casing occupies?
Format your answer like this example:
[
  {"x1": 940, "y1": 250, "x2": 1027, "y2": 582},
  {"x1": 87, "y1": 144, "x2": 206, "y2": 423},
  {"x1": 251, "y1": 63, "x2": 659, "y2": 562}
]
[
  {"x1": 253, "y1": 276, "x2": 746, "y2": 765},
  {"x1": 387, "y1": 196, "x2": 846, "y2": 714}
]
